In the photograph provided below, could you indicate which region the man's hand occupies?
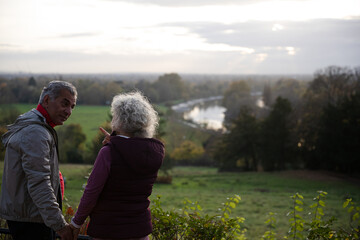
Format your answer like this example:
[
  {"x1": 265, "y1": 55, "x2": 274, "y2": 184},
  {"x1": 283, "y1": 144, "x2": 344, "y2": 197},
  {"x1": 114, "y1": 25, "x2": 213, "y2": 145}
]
[
  {"x1": 70, "y1": 223, "x2": 80, "y2": 240},
  {"x1": 100, "y1": 127, "x2": 110, "y2": 145},
  {"x1": 56, "y1": 224, "x2": 73, "y2": 240}
]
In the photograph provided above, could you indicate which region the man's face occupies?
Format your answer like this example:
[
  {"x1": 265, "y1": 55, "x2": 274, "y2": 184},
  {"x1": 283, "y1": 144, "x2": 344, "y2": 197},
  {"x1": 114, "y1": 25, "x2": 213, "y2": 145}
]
[{"x1": 42, "y1": 89, "x2": 76, "y2": 125}]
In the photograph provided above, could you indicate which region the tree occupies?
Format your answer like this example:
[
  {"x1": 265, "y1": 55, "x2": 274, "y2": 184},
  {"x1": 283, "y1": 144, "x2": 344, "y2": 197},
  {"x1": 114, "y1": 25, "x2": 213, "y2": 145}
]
[
  {"x1": 262, "y1": 82, "x2": 272, "y2": 107},
  {"x1": 222, "y1": 80, "x2": 254, "y2": 126},
  {"x1": 171, "y1": 140, "x2": 205, "y2": 165},
  {"x1": 85, "y1": 119, "x2": 112, "y2": 164},
  {"x1": 297, "y1": 66, "x2": 359, "y2": 169},
  {"x1": 259, "y1": 97, "x2": 294, "y2": 171},
  {"x1": 57, "y1": 124, "x2": 86, "y2": 163},
  {"x1": 215, "y1": 107, "x2": 259, "y2": 171},
  {"x1": 270, "y1": 79, "x2": 306, "y2": 111},
  {"x1": 28, "y1": 76, "x2": 37, "y2": 86},
  {"x1": 316, "y1": 93, "x2": 360, "y2": 173},
  {"x1": 152, "y1": 73, "x2": 188, "y2": 103}
]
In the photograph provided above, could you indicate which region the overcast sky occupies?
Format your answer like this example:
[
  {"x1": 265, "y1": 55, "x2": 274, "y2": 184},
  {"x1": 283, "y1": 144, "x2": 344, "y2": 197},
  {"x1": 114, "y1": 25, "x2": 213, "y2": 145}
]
[{"x1": 0, "y1": 0, "x2": 359, "y2": 74}]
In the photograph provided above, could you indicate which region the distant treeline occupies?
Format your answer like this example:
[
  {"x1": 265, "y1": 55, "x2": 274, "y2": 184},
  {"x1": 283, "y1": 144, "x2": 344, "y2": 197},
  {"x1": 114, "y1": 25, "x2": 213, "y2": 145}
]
[
  {"x1": 0, "y1": 73, "x2": 236, "y2": 105},
  {"x1": 1, "y1": 67, "x2": 359, "y2": 175},
  {"x1": 0, "y1": 72, "x2": 314, "y2": 105}
]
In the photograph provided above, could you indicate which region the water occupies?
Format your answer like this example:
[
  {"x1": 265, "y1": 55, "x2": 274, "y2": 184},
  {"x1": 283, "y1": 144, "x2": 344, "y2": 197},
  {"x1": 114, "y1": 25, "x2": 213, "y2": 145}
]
[
  {"x1": 171, "y1": 94, "x2": 264, "y2": 131},
  {"x1": 172, "y1": 96, "x2": 226, "y2": 131}
]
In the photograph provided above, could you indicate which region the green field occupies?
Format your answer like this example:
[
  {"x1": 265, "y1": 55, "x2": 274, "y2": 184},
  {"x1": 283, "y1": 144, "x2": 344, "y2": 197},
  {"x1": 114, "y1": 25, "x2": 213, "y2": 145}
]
[
  {"x1": 9, "y1": 104, "x2": 208, "y2": 151},
  {"x1": 57, "y1": 165, "x2": 360, "y2": 239}
]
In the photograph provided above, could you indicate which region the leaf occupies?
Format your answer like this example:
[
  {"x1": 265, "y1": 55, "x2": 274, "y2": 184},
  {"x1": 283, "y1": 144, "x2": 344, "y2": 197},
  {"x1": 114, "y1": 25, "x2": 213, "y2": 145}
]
[
  {"x1": 296, "y1": 199, "x2": 303, "y2": 205},
  {"x1": 353, "y1": 212, "x2": 359, "y2": 221},
  {"x1": 295, "y1": 206, "x2": 303, "y2": 212},
  {"x1": 229, "y1": 202, "x2": 236, "y2": 208},
  {"x1": 343, "y1": 199, "x2": 352, "y2": 208},
  {"x1": 348, "y1": 206, "x2": 354, "y2": 213},
  {"x1": 297, "y1": 193, "x2": 304, "y2": 199},
  {"x1": 310, "y1": 203, "x2": 317, "y2": 208},
  {"x1": 319, "y1": 200, "x2": 325, "y2": 207}
]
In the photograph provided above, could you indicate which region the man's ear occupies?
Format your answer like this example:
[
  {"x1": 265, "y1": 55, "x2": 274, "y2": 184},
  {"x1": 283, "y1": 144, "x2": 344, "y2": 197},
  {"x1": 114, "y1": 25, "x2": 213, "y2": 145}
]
[{"x1": 42, "y1": 95, "x2": 50, "y2": 108}]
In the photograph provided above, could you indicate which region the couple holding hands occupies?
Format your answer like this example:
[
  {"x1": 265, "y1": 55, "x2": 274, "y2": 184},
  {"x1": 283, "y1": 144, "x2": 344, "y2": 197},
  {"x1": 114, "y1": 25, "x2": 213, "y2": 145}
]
[{"x1": 0, "y1": 81, "x2": 165, "y2": 240}]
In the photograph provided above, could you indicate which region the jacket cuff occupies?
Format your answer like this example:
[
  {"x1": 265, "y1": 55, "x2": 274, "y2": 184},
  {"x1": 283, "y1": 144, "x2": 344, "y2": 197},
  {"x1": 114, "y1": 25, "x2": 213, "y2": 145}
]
[
  {"x1": 52, "y1": 220, "x2": 67, "y2": 232},
  {"x1": 71, "y1": 217, "x2": 82, "y2": 229}
]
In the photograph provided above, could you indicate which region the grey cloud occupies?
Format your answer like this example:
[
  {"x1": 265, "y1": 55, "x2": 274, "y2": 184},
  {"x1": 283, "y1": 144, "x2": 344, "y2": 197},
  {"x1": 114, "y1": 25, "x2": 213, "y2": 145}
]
[
  {"x1": 168, "y1": 19, "x2": 360, "y2": 48},
  {"x1": 1, "y1": 19, "x2": 359, "y2": 74},
  {"x1": 161, "y1": 19, "x2": 360, "y2": 68}
]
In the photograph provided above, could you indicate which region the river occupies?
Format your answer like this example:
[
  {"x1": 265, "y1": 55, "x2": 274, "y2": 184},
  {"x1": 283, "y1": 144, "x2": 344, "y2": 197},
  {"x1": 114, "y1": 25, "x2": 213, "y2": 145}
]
[
  {"x1": 171, "y1": 94, "x2": 264, "y2": 131},
  {"x1": 171, "y1": 96, "x2": 226, "y2": 131}
]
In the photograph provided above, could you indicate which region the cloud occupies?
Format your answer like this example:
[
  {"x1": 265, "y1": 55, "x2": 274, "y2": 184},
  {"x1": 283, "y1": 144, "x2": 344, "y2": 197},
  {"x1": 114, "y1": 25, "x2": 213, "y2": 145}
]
[
  {"x1": 0, "y1": 0, "x2": 359, "y2": 74},
  {"x1": 163, "y1": 19, "x2": 360, "y2": 67},
  {"x1": 272, "y1": 24, "x2": 284, "y2": 31},
  {"x1": 171, "y1": 19, "x2": 360, "y2": 48},
  {"x1": 57, "y1": 32, "x2": 101, "y2": 38},
  {"x1": 255, "y1": 53, "x2": 268, "y2": 62},
  {"x1": 0, "y1": 43, "x2": 19, "y2": 48}
]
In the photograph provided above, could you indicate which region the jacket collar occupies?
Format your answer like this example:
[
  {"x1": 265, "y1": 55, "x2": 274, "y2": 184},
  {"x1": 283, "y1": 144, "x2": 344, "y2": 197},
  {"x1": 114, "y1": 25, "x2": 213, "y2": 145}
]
[{"x1": 36, "y1": 104, "x2": 56, "y2": 128}]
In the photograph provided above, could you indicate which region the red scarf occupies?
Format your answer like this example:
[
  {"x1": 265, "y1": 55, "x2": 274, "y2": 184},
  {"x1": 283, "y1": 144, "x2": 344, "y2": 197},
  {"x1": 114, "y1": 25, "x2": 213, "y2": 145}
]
[
  {"x1": 36, "y1": 104, "x2": 64, "y2": 199},
  {"x1": 36, "y1": 104, "x2": 56, "y2": 128}
]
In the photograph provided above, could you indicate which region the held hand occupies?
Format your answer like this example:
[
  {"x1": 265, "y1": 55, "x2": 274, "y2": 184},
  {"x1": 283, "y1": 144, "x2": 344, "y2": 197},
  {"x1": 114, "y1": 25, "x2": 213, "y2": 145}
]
[
  {"x1": 70, "y1": 223, "x2": 80, "y2": 240},
  {"x1": 56, "y1": 224, "x2": 73, "y2": 240},
  {"x1": 99, "y1": 127, "x2": 110, "y2": 145}
]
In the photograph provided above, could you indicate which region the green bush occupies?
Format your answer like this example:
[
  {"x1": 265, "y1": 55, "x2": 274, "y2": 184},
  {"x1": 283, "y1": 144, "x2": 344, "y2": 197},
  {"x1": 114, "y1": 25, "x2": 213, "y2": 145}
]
[
  {"x1": 149, "y1": 192, "x2": 359, "y2": 239},
  {"x1": 151, "y1": 195, "x2": 246, "y2": 240}
]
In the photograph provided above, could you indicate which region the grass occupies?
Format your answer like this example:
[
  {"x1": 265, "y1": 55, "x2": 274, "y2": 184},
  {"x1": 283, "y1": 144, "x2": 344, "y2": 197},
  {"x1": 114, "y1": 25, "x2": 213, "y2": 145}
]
[{"x1": 16, "y1": 164, "x2": 357, "y2": 239}]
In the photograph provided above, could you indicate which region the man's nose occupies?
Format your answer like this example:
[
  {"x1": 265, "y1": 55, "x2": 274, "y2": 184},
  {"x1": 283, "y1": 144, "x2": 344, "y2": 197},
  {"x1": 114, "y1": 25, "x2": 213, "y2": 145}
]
[{"x1": 65, "y1": 107, "x2": 72, "y2": 116}]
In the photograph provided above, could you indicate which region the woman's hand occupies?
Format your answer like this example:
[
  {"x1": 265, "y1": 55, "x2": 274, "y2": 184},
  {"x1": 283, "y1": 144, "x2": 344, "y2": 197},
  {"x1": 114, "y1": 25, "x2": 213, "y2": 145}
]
[
  {"x1": 69, "y1": 223, "x2": 80, "y2": 240},
  {"x1": 100, "y1": 127, "x2": 110, "y2": 145}
]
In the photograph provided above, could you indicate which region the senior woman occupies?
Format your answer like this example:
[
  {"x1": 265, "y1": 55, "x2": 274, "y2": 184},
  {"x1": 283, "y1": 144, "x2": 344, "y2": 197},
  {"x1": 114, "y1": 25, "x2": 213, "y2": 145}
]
[{"x1": 71, "y1": 92, "x2": 165, "y2": 240}]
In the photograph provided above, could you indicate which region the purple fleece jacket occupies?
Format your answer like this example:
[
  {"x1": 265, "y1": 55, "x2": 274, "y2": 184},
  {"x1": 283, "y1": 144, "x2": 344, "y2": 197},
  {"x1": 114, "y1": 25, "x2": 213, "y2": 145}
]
[{"x1": 73, "y1": 135, "x2": 164, "y2": 239}]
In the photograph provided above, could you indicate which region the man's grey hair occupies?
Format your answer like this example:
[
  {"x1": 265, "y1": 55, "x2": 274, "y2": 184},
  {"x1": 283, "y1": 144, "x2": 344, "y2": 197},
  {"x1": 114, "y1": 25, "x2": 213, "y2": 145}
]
[
  {"x1": 111, "y1": 91, "x2": 159, "y2": 138},
  {"x1": 38, "y1": 81, "x2": 78, "y2": 104}
]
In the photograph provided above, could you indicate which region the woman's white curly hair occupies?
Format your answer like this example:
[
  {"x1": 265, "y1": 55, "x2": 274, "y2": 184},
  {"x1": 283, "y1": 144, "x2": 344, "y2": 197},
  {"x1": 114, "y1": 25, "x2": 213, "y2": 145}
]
[{"x1": 110, "y1": 91, "x2": 159, "y2": 138}]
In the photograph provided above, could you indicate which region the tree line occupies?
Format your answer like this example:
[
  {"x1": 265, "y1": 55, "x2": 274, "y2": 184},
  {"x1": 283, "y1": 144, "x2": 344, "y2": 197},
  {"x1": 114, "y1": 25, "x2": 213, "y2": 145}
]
[
  {"x1": 0, "y1": 73, "x2": 228, "y2": 105},
  {"x1": 1, "y1": 67, "x2": 359, "y2": 175},
  {"x1": 215, "y1": 66, "x2": 360, "y2": 174}
]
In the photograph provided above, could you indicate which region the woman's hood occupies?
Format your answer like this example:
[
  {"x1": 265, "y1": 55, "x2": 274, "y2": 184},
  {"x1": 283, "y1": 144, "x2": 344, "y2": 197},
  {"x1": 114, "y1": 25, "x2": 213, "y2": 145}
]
[{"x1": 109, "y1": 136, "x2": 165, "y2": 174}]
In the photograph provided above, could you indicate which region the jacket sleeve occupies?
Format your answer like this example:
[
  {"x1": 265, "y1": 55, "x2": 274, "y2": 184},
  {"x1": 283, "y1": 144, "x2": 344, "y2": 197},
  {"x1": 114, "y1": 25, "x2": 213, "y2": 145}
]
[
  {"x1": 20, "y1": 125, "x2": 67, "y2": 231},
  {"x1": 72, "y1": 146, "x2": 112, "y2": 226}
]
